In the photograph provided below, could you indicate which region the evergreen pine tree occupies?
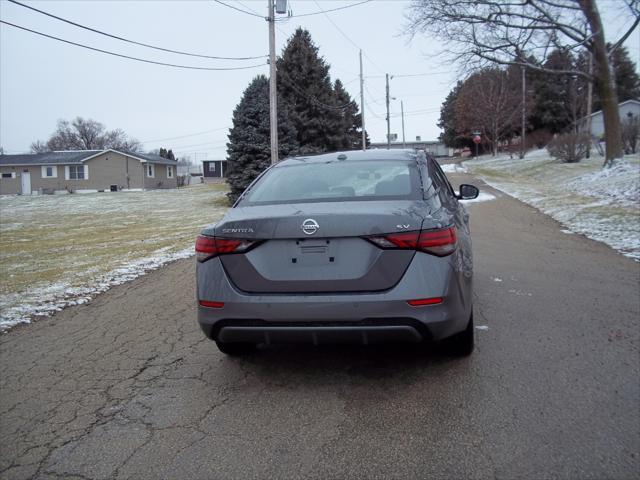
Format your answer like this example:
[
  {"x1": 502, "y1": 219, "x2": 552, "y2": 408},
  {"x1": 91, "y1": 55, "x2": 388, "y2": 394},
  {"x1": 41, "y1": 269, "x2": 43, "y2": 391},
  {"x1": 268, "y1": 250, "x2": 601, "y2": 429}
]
[
  {"x1": 225, "y1": 75, "x2": 298, "y2": 202},
  {"x1": 529, "y1": 49, "x2": 580, "y2": 134},
  {"x1": 333, "y1": 79, "x2": 368, "y2": 150},
  {"x1": 591, "y1": 45, "x2": 640, "y2": 111},
  {"x1": 277, "y1": 28, "x2": 344, "y2": 154},
  {"x1": 437, "y1": 81, "x2": 473, "y2": 148}
]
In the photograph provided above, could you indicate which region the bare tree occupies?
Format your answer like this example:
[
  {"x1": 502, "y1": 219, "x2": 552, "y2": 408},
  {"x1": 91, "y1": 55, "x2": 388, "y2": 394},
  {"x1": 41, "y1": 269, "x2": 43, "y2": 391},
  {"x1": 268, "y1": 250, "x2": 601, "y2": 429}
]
[
  {"x1": 30, "y1": 117, "x2": 141, "y2": 153},
  {"x1": 29, "y1": 140, "x2": 49, "y2": 153},
  {"x1": 406, "y1": 0, "x2": 639, "y2": 167},
  {"x1": 455, "y1": 67, "x2": 524, "y2": 155}
]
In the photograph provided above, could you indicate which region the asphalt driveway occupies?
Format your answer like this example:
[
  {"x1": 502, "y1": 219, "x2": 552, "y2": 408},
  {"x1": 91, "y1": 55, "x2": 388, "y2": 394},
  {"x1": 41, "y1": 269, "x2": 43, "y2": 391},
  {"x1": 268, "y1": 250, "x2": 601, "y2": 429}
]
[{"x1": 1, "y1": 172, "x2": 638, "y2": 479}]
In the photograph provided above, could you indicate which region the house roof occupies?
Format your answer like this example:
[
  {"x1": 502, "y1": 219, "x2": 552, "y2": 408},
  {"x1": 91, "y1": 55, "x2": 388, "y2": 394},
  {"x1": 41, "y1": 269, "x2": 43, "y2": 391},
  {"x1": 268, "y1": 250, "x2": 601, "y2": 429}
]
[
  {"x1": 0, "y1": 150, "x2": 102, "y2": 166},
  {"x1": 123, "y1": 151, "x2": 178, "y2": 165},
  {"x1": 583, "y1": 98, "x2": 640, "y2": 119},
  {"x1": 0, "y1": 149, "x2": 178, "y2": 166}
]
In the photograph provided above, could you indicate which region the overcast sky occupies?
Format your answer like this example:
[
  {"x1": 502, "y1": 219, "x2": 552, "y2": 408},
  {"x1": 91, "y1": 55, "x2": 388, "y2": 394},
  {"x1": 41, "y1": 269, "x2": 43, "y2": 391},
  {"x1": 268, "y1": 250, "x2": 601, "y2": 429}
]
[{"x1": 1, "y1": 0, "x2": 638, "y2": 161}]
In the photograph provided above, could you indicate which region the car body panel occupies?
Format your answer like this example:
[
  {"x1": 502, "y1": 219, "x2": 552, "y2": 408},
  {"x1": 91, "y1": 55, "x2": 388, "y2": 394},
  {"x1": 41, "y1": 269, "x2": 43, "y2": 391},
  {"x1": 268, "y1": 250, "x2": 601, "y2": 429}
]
[{"x1": 196, "y1": 149, "x2": 475, "y2": 346}]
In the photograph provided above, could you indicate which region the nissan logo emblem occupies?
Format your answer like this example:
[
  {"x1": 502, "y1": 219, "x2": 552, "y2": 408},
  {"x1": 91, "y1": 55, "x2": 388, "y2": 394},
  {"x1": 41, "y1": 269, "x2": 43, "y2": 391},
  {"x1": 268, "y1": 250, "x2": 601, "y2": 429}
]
[{"x1": 301, "y1": 218, "x2": 319, "y2": 235}]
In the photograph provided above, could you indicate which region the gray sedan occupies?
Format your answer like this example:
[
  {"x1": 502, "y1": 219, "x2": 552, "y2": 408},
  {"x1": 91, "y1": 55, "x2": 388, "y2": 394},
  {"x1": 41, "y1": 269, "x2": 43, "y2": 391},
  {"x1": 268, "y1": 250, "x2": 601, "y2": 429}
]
[{"x1": 195, "y1": 149, "x2": 479, "y2": 355}]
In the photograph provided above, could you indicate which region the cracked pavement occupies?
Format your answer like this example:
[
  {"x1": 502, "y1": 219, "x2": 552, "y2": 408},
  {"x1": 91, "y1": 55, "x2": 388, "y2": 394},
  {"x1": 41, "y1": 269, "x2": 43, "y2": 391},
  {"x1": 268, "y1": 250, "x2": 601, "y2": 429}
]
[{"x1": 1, "y1": 173, "x2": 638, "y2": 479}]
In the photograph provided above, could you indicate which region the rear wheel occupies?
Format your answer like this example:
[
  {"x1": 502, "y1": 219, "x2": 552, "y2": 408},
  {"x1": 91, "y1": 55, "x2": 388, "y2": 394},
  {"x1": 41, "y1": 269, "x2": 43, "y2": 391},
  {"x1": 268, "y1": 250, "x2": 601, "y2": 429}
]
[
  {"x1": 447, "y1": 312, "x2": 474, "y2": 356},
  {"x1": 215, "y1": 341, "x2": 256, "y2": 356}
]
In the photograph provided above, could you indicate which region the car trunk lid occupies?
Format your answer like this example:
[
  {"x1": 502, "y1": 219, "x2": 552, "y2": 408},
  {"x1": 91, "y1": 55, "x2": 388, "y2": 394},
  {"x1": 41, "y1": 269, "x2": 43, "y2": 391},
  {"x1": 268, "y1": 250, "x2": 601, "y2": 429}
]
[{"x1": 207, "y1": 200, "x2": 442, "y2": 294}]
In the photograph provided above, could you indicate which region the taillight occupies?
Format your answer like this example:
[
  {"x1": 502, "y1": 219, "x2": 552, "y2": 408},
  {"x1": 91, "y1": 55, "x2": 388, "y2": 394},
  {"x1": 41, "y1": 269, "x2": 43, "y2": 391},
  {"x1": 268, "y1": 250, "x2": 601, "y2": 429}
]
[
  {"x1": 366, "y1": 227, "x2": 457, "y2": 257},
  {"x1": 195, "y1": 235, "x2": 259, "y2": 262},
  {"x1": 407, "y1": 297, "x2": 443, "y2": 307},
  {"x1": 199, "y1": 300, "x2": 225, "y2": 308},
  {"x1": 417, "y1": 227, "x2": 457, "y2": 256}
]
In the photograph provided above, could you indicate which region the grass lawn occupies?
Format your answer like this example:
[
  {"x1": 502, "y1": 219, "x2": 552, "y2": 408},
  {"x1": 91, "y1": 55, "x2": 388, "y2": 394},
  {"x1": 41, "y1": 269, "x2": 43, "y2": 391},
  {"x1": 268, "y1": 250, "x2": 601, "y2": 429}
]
[
  {"x1": 0, "y1": 183, "x2": 229, "y2": 330},
  {"x1": 462, "y1": 150, "x2": 640, "y2": 260}
]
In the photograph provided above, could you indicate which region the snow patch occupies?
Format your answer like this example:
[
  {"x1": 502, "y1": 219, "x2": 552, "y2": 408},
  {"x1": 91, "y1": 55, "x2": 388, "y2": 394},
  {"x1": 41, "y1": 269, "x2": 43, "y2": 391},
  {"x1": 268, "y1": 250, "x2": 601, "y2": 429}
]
[
  {"x1": 463, "y1": 192, "x2": 497, "y2": 204},
  {"x1": 0, "y1": 247, "x2": 194, "y2": 331},
  {"x1": 465, "y1": 150, "x2": 640, "y2": 260},
  {"x1": 567, "y1": 160, "x2": 640, "y2": 206},
  {"x1": 440, "y1": 163, "x2": 468, "y2": 174}
]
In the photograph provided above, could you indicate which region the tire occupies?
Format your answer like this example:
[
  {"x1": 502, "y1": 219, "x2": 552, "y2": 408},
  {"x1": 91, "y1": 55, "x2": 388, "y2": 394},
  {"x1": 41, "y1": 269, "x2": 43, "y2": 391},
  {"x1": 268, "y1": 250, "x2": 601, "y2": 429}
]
[
  {"x1": 448, "y1": 312, "x2": 474, "y2": 356},
  {"x1": 215, "y1": 341, "x2": 256, "y2": 356}
]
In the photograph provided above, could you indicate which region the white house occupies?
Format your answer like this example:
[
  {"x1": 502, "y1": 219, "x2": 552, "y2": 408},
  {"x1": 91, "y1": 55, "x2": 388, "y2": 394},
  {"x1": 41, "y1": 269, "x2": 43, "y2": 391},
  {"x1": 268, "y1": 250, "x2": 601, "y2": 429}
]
[{"x1": 580, "y1": 99, "x2": 640, "y2": 138}]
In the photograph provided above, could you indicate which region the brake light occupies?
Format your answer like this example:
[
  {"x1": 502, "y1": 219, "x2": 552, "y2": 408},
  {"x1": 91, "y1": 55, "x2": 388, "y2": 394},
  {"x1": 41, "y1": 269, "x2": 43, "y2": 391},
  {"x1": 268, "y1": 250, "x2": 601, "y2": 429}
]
[
  {"x1": 199, "y1": 300, "x2": 225, "y2": 308},
  {"x1": 366, "y1": 227, "x2": 457, "y2": 257},
  {"x1": 418, "y1": 227, "x2": 457, "y2": 256},
  {"x1": 407, "y1": 297, "x2": 443, "y2": 306},
  {"x1": 195, "y1": 235, "x2": 259, "y2": 262}
]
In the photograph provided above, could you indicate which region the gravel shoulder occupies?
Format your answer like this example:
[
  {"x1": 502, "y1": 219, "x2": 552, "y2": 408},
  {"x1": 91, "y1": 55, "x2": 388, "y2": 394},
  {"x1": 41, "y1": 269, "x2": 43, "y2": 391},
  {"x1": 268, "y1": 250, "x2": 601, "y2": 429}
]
[{"x1": 1, "y1": 174, "x2": 638, "y2": 480}]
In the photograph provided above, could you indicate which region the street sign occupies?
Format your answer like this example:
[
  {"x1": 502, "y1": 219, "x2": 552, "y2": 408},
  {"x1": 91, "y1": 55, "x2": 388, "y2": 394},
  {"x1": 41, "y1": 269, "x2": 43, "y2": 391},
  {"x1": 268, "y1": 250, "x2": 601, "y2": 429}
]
[
  {"x1": 473, "y1": 135, "x2": 482, "y2": 144},
  {"x1": 387, "y1": 133, "x2": 398, "y2": 142}
]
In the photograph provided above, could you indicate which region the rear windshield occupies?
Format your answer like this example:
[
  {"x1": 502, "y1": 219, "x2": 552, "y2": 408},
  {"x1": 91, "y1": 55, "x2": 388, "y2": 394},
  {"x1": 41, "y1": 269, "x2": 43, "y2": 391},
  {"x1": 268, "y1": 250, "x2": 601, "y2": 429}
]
[{"x1": 238, "y1": 159, "x2": 423, "y2": 206}]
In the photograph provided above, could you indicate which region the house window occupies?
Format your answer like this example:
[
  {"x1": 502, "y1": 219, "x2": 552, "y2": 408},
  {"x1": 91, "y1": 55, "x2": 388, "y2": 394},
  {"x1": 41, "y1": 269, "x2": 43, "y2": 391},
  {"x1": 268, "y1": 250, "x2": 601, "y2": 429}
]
[
  {"x1": 208, "y1": 162, "x2": 216, "y2": 172},
  {"x1": 167, "y1": 165, "x2": 174, "y2": 178},
  {"x1": 1, "y1": 172, "x2": 16, "y2": 179},
  {"x1": 69, "y1": 165, "x2": 85, "y2": 179},
  {"x1": 41, "y1": 166, "x2": 57, "y2": 178},
  {"x1": 147, "y1": 164, "x2": 155, "y2": 178}
]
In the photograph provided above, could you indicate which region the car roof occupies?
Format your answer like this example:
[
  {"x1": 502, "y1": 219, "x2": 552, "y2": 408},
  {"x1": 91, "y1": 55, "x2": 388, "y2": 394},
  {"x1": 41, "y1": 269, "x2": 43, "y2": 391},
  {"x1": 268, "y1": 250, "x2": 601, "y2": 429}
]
[{"x1": 277, "y1": 149, "x2": 420, "y2": 167}]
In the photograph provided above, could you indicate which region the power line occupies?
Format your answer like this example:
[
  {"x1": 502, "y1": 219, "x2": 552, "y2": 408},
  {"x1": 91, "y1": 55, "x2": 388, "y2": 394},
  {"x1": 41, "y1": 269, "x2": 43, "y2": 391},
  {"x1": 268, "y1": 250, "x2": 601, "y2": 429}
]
[
  {"x1": 393, "y1": 72, "x2": 454, "y2": 78},
  {"x1": 159, "y1": 139, "x2": 229, "y2": 150},
  {"x1": 364, "y1": 84, "x2": 384, "y2": 105},
  {"x1": 0, "y1": 20, "x2": 267, "y2": 71},
  {"x1": 291, "y1": 0, "x2": 373, "y2": 18},
  {"x1": 140, "y1": 127, "x2": 230, "y2": 144},
  {"x1": 365, "y1": 71, "x2": 454, "y2": 79},
  {"x1": 7, "y1": 0, "x2": 267, "y2": 60},
  {"x1": 364, "y1": 100, "x2": 385, "y2": 119},
  {"x1": 310, "y1": 0, "x2": 385, "y2": 75},
  {"x1": 211, "y1": 0, "x2": 264, "y2": 18},
  {"x1": 279, "y1": 71, "x2": 354, "y2": 111}
]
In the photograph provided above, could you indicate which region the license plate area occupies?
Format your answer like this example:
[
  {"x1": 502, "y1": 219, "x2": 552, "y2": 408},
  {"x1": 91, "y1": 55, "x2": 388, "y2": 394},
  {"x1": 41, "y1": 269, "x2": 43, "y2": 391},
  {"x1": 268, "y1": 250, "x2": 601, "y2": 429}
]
[{"x1": 292, "y1": 238, "x2": 336, "y2": 266}]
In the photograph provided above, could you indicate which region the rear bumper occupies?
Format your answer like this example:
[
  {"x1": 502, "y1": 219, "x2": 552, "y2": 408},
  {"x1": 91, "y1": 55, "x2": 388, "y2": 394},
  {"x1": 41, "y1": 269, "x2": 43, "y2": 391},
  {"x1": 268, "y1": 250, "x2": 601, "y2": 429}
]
[
  {"x1": 214, "y1": 323, "x2": 423, "y2": 345},
  {"x1": 196, "y1": 253, "x2": 473, "y2": 344}
]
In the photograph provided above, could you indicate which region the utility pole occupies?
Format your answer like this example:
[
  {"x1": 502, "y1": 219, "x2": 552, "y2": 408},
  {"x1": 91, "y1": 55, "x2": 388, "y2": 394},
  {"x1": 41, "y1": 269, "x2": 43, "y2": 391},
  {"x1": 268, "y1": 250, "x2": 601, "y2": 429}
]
[
  {"x1": 267, "y1": 0, "x2": 278, "y2": 164},
  {"x1": 385, "y1": 73, "x2": 391, "y2": 149},
  {"x1": 359, "y1": 50, "x2": 366, "y2": 151},
  {"x1": 520, "y1": 66, "x2": 526, "y2": 159},
  {"x1": 585, "y1": 52, "x2": 594, "y2": 158},
  {"x1": 401, "y1": 100, "x2": 406, "y2": 148}
]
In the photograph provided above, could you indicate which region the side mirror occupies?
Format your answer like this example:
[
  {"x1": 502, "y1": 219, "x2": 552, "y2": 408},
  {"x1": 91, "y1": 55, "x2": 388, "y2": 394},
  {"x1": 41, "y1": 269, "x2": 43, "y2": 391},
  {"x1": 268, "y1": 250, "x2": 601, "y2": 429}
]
[{"x1": 457, "y1": 184, "x2": 479, "y2": 200}]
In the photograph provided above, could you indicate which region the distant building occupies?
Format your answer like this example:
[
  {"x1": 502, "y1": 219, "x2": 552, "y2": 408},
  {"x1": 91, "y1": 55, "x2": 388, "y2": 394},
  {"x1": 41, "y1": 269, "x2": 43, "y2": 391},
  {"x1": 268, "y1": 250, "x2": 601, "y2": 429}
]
[
  {"x1": 369, "y1": 140, "x2": 451, "y2": 157},
  {"x1": 177, "y1": 163, "x2": 202, "y2": 177},
  {"x1": 580, "y1": 99, "x2": 640, "y2": 138},
  {"x1": 0, "y1": 149, "x2": 178, "y2": 196},
  {"x1": 203, "y1": 160, "x2": 227, "y2": 179}
]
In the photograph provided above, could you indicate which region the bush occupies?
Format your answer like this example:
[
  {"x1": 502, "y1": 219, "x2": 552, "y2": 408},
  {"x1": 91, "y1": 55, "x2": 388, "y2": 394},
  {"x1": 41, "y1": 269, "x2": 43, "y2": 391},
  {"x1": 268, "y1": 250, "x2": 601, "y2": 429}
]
[
  {"x1": 528, "y1": 129, "x2": 553, "y2": 149},
  {"x1": 546, "y1": 132, "x2": 591, "y2": 163}
]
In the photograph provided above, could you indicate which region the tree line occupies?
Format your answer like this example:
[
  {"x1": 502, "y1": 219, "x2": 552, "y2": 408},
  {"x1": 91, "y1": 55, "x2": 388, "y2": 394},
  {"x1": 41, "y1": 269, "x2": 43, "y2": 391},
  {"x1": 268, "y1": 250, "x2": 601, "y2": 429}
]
[
  {"x1": 407, "y1": 0, "x2": 639, "y2": 166},
  {"x1": 225, "y1": 28, "x2": 367, "y2": 201},
  {"x1": 437, "y1": 45, "x2": 639, "y2": 157},
  {"x1": 30, "y1": 117, "x2": 142, "y2": 153}
]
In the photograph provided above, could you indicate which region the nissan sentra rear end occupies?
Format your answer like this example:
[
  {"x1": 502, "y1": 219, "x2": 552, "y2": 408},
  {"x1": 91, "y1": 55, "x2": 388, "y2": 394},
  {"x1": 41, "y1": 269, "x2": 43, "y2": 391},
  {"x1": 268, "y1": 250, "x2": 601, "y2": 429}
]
[{"x1": 195, "y1": 150, "x2": 475, "y2": 355}]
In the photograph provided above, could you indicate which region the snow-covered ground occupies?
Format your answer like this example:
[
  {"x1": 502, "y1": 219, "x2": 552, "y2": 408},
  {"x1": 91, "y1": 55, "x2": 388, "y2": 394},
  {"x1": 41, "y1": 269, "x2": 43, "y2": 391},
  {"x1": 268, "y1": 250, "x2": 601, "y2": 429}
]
[
  {"x1": 462, "y1": 149, "x2": 640, "y2": 260},
  {"x1": 0, "y1": 184, "x2": 229, "y2": 331}
]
